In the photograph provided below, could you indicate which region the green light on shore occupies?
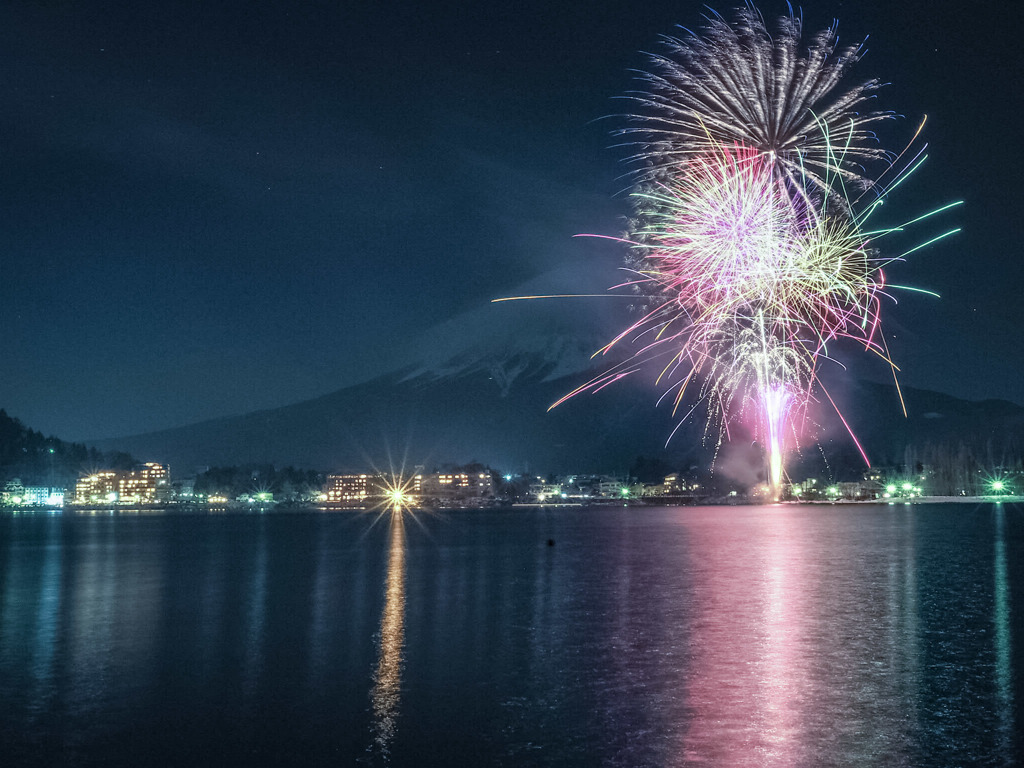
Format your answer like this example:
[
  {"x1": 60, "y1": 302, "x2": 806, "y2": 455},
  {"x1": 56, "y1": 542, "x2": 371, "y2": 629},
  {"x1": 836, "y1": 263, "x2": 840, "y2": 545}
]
[{"x1": 987, "y1": 478, "x2": 1009, "y2": 495}]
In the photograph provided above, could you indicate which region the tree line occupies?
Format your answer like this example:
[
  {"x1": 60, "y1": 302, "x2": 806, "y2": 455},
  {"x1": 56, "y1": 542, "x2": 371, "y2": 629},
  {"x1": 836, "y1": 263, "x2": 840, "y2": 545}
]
[{"x1": 0, "y1": 409, "x2": 136, "y2": 488}]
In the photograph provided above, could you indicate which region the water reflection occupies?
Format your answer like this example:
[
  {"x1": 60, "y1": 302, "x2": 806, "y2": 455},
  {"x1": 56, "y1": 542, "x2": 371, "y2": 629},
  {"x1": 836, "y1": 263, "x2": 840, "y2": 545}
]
[
  {"x1": 679, "y1": 507, "x2": 933, "y2": 765},
  {"x1": 680, "y1": 508, "x2": 813, "y2": 765},
  {"x1": 369, "y1": 510, "x2": 407, "y2": 762},
  {"x1": 0, "y1": 506, "x2": 1020, "y2": 766},
  {"x1": 3, "y1": 518, "x2": 62, "y2": 721},
  {"x1": 758, "y1": 508, "x2": 807, "y2": 763},
  {"x1": 242, "y1": 518, "x2": 268, "y2": 705},
  {"x1": 993, "y1": 504, "x2": 1013, "y2": 751}
]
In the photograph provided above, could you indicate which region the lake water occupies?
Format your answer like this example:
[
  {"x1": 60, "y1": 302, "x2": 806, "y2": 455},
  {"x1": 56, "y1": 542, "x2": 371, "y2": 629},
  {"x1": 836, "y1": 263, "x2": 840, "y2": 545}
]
[{"x1": 1, "y1": 504, "x2": 1021, "y2": 766}]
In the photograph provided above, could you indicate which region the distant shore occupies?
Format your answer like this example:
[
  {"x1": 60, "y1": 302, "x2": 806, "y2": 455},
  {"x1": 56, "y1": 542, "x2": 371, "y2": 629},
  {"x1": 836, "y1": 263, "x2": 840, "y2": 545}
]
[{"x1": 3, "y1": 496, "x2": 1021, "y2": 514}]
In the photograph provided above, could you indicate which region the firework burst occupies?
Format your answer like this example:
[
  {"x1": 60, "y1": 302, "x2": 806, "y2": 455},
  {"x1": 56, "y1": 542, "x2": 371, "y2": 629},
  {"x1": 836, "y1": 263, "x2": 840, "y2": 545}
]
[
  {"x1": 621, "y1": 5, "x2": 892, "y2": 194},
  {"x1": 512, "y1": 6, "x2": 958, "y2": 499},
  {"x1": 620, "y1": 151, "x2": 846, "y2": 491}
]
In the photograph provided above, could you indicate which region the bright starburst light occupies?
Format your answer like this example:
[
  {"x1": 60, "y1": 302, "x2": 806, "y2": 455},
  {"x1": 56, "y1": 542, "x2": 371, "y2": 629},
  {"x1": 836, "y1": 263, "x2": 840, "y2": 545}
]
[{"x1": 375, "y1": 474, "x2": 419, "y2": 516}]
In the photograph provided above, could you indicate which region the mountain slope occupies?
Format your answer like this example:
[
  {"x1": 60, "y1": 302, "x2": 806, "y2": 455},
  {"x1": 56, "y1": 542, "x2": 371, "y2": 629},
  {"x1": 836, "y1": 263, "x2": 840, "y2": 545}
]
[
  {"x1": 89, "y1": 356, "x2": 1024, "y2": 480},
  {"x1": 89, "y1": 362, "x2": 694, "y2": 474},
  {"x1": 88, "y1": 284, "x2": 1024, "y2": 478}
]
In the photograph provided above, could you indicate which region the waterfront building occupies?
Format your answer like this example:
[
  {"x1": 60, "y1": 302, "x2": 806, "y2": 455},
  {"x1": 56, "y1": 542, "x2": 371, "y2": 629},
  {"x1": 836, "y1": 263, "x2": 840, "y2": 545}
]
[
  {"x1": 20, "y1": 487, "x2": 65, "y2": 506},
  {"x1": 325, "y1": 473, "x2": 375, "y2": 504},
  {"x1": 75, "y1": 471, "x2": 120, "y2": 504},
  {"x1": 425, "y1": 472, "x2": 493, "y2": 499},
  {"x1": 529, "y1": 481, "x2": 562, "y2": 502},
  {"x1": 324, "y1": 469, "x2": 494, "y2": 507},
  {"x1": 120, "y1": 463, "x2": 171, "y2": 503},
  {"x1": 1, "y1": 479, "x2": 24, "y2": 505},
  {"x1": 1, "y1": 479, "x2": 65, "y2": 507},
  {"x1": 597, "y1": 477, "x2": 626, "y2": 498},
  {"x1": 73, "y1": 463, "x2": 171, "y2": 505}
]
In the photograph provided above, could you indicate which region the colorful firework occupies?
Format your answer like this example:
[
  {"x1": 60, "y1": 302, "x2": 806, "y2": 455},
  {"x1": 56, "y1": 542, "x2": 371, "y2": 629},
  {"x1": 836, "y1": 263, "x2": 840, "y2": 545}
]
[
  {"x1": 620, "y1": 6, "x2": 892, "y2": 194},
  {"x1": 549, "y1": 7, "x2": 959, "y2": 499},
  {"x1": 565, "y1": 143, "x2": 875, "y2": 496}
]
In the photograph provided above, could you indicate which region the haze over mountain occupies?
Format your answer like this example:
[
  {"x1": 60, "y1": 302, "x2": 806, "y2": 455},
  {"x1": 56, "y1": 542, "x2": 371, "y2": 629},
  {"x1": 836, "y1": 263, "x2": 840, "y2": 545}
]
[{"x1": 89, "y1": 273, "x2": 1024, "y2": 481}]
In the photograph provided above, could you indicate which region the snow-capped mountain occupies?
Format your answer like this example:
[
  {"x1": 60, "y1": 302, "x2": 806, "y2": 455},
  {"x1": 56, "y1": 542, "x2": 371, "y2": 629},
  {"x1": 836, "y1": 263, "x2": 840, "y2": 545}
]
[{"x1": 88, "y1": 271, "x2": 682, "y2": 473}]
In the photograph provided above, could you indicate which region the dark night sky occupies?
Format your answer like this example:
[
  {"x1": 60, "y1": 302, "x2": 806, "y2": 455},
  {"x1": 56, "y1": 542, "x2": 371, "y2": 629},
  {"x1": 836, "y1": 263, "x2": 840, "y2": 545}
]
[{"x1": 0, "y1": 0, "x2": 1021, "y2": 441}]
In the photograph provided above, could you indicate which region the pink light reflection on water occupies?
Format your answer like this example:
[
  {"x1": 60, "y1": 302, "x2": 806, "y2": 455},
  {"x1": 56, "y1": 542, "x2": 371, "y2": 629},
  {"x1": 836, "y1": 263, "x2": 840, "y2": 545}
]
[
  {"x1": 672, "y1": 506, "x2": 930, "y2": 766},
  {"x1": 678, "y1": 506, "x2": 811, "y2": 765}
]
